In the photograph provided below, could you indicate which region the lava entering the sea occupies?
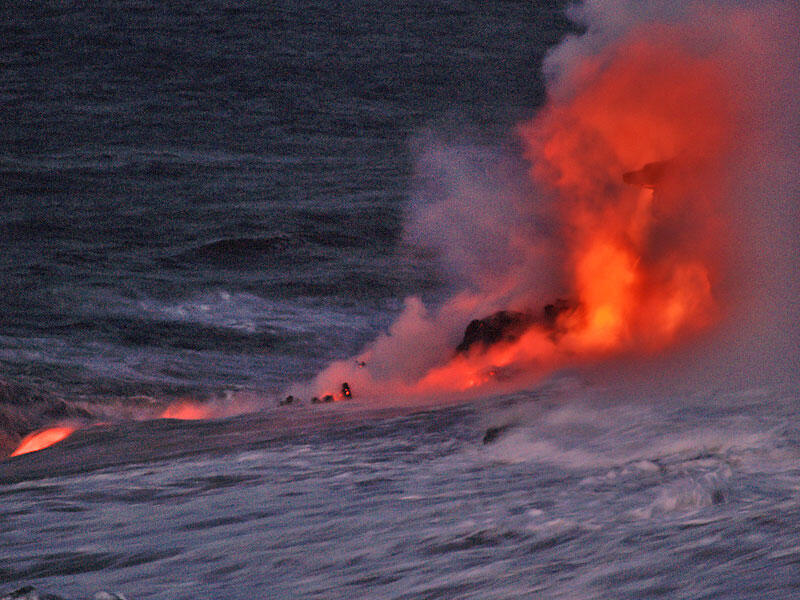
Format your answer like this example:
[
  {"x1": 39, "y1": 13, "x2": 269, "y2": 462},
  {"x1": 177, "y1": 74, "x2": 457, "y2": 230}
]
[
  {"x1": 299, "y1": 1, "x2": 781, "y2": 404},
  {"x1": 415, "y1": 30, "x2": 736, "y2": 395}
]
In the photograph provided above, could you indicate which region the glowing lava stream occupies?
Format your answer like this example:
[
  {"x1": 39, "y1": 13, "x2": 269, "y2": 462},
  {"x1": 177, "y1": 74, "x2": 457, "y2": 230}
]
[
  {"x1": 7, "y1": 400, "x2": 226, "y2": 458},
  {"x1": 159, "y1": 401, "x2": 216, "y2": 420},
  {"x1": 11, "y1": 426, "x2": 78, "y2": 456}
]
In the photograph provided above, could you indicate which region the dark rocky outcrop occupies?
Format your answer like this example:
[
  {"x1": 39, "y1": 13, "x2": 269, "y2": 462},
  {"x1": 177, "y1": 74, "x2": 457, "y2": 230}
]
[
  {"x1": 279, "y1": 395, "x2": 298, "y2": 406},
  {"x1": 456, "y1": 299, "x2": 574, "y2": 355},
  {"x1": 482, "y1": 425, "x2": 513, "y2": 444},
  {"x1": 622, "y1": 159, "x2": 673, "y2": 188},
  {"x1": 542, "y1": 298, "x2": 573, "y2": 327},
  {"x1": 456, "y1": 311, "x2": 535, "y2": 354}
]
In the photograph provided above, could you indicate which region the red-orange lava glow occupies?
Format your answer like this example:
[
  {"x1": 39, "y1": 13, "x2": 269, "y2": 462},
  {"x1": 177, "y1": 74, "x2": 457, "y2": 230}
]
[
  {"x1": 159, "y1": 401, "x2": 215, "y2": 420},
  {"x1": 427, "y1": 36, "x2": 736, "y2": 392},
  {"x1": 308, "y1": 15, "x2": 748, "y2": 403},
  {"x1": 11, "y1": 426, "x2": 78, "y2": 456},
  {"x1": 518, "y1": 32, "x2": 734, "y2": 359}
]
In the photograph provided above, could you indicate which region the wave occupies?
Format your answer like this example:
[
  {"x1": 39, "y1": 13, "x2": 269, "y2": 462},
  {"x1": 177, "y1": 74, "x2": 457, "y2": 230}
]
[{"x1": 185, "y1": 236, "x2": 298, "y2": 264}]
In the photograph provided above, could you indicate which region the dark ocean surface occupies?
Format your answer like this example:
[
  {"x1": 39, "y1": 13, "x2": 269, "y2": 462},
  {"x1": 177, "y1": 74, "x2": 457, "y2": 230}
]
[
  {"x1": 1, "y1": 0, "x2": 570, "y2": 401},
  {"x1": 1, "y1": 1, "x2": 798, "y2": 599}
]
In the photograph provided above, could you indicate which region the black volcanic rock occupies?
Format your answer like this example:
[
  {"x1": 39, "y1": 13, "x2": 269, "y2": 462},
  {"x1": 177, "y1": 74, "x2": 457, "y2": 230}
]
[
  {"x1": 456, "y1": 299, "x2": 575, "y2": 355},
  {"x1": 456, "y1": 311, "x2": 535, "y2": 354},
  {"x1": 622, "y1": 160, "x2": 672, "y2": 188},
  {"x1": 542, "y1": 298, "x2": 573, "y2": 327}
]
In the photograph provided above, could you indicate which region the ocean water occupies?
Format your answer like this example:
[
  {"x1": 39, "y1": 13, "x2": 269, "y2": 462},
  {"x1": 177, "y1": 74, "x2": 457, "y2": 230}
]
[
  {"x1": 0, "y1": 0, "x2": 569, "y2": 404},
  {"x1": 1, "y1": 1, "x2": 798, "y2": 598},
  {"x1": 2, "y1": 388, "x2": 800, "y2": 599}
]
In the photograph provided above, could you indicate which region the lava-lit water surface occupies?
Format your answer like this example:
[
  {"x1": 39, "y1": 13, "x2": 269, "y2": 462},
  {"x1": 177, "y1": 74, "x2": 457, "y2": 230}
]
[
  {"x1": 11, "y1": 426, "x2": 77, "y2": 456},
  {"x1": 2, "y1": 387, "x2": 798, "y2": 599},
  {"x1": 159, "y1": 401, "x2": 216, "y2": 421}
]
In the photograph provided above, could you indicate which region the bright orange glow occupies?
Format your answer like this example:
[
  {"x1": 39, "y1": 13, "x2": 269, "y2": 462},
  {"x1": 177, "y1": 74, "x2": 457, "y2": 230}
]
[
  {"x1": 421, "y1": 35, "x2": 734, "y2": 392},
  {"x1": 512, "y1": 33, "x2": 731, "y2": 363},
  {"x1": 11, "y1": 426, "x2": 77, "y2": 456},
  {"x1": 306, "y1": 16, "x2": 743, "y2": 403},
  {"x1": 159, "y1": 401, "x2": 215, "y2": 420}
]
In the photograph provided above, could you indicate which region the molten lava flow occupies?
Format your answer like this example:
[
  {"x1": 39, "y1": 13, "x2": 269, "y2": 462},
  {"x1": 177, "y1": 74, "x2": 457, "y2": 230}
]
[
  {"x1": 11, "y1": 426, "x2": 77, "y2": 456},
  {"x1": 519, "y1": 32, "x2": 733, "y2": 361},
  {"x1": 159, "y1": 401, "x2": 215, "y2": 420}
]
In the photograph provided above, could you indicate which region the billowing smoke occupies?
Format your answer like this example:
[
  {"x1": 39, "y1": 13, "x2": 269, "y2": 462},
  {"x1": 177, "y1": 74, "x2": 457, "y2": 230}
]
[{"x1": 301, "y1": 0, "x2": 799, "y2": 403}]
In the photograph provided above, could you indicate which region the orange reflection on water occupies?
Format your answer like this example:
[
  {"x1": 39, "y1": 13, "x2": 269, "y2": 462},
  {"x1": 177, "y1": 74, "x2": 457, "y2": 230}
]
[
  {"x1": 11, "y1": 426, "x2": 78, "y2": 456},
  {"x1": 159, "y1": 401, "x2": 215, "y2": 420}
]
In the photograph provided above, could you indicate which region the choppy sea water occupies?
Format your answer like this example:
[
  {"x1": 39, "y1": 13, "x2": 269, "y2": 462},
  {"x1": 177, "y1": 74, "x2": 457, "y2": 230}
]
[
  {"x1": 2, "y1": 386, "x2": 799, "y2": 599},
  {"x1": 0, "y1": 0, "x2": 570, "y2": 404},
  {"x1": 0, "y1": 0, "x2": 575, "y2": 451}
]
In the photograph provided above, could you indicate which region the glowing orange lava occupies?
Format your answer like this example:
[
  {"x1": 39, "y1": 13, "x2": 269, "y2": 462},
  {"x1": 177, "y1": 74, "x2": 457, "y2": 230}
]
[
  {"x1": 11, "y1": 426, "x2": 77, "y2": 456},
  {"x1": 306, "y1": 10, "x2": 749, "y2": 403},
  {"x1": 159, "y1": 401, "x2": 215, "y2": 420},
  {"x1": 518, "y1": 32, "x2": 733, "y2": 360},
  {"x1": 423, "y1": 36, "x2": 735, "y2": 392}
]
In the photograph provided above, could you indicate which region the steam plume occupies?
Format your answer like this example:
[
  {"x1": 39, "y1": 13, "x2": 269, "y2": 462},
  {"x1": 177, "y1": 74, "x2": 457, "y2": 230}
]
[{"x1": 301, "y1": 0, "x2": 799, "y2": 402}]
